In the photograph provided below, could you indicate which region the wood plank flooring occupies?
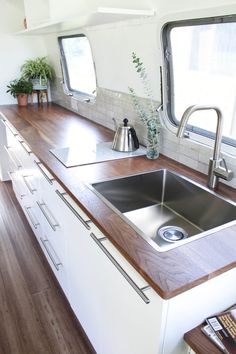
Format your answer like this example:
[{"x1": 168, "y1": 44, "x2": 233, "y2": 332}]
[{"x1": 0, "y1": 181, "x2": 95, "y2": 354}]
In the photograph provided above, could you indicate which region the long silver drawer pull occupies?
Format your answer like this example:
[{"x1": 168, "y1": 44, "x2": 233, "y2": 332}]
[
  {"x1": 4, "y1": 145, "x2": 22, "y2": 169},
  {"x1": 55, "y1": 190, "x2": 91, "y2": 230},
  {"x1": 22, "y1": 175, "x2": 37, "y2": 194},
  {"x1": 90, "y1": 232, "x2": 150, "y2": 304},
  {"x1": 20, "y1": 141, "x2": 32, "y2": 155},
  {"x1": 25, "y1": 207, "x2": 40, "y2": 229},
  {"x1": 40, "y1": 238, "x2": 61, "y2": 271},
  {"x1": 37, "y1": 201, "x2": 59, "y2": 231},
  {"x1": 34, "y1": 161, "x2": 54, "y2": 184}
]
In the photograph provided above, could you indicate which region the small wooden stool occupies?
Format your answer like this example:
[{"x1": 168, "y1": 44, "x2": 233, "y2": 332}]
[{"x1": 30, "y1": 89, "x2": 48, "y2": 105}]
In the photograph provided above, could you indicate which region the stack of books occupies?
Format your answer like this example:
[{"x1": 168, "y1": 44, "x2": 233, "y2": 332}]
[{"x1": 201, "y1": 305, "x2": 236, "y2": 353}]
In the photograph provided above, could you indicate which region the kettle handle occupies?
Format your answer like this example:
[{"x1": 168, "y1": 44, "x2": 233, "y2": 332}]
[{"x1": 129, "y1": 128, "x2": 139, "y2": 149}]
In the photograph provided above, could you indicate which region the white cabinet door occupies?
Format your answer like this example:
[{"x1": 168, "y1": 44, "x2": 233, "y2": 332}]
[
  {"x1": 24, "y1": 0, "x2": 50, "y2": 28},
  {"x1": 0, "y1": 118, "x2": 11, "y2": 181},
  {"x1": 67, "y1": 219, "x2": 167, "y2": 354},
  {"x1": 49, "y1": 0, "x2": 89, "y2": 21},
  {"x1": 21, "y1": 197, "x2": 42, "y2": 240}
]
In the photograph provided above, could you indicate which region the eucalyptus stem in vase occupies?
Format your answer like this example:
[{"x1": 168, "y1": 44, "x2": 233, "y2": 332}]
[{"x1": 128, "y1": 52, "x2": 162, "y2": 159}]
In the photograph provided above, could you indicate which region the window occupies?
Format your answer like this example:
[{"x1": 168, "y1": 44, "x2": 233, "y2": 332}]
[
  {"x1": 162, "y1": 16, "x2": 236, "y2": 146},
  {"x1": 58, "y1": 34, "x2": 96, "y2": 101}
]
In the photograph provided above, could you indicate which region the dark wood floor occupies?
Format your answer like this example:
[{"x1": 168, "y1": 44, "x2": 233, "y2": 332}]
[{"x1": 0, "y1": 181, "x2": 95, "y2": 354}]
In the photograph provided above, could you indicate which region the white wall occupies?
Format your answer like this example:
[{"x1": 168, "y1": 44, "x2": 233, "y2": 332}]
[
  {"x1": 44, "y1": 18, "x2": 161, "y2": 99},
  {"x1": 44, "y1": 0, "x2": 236, "y2": 99},
  {"x1": 158, "y1": 0, "x2": 236, "y2": 16},
  {"x1": 0, "y1": 1, "x2": 47, "y2": 104},
  {"x1": 42, "y1": 0, "x2": 236, "y2": 187},
  {"x1": 0, "y1": 35, "x2": 48, "y2": 104}
]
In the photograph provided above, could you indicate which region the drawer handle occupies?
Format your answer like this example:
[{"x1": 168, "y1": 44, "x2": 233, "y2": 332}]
[
  {"x1": 4, "y1": 145, "x2": 22, "y2": 169},
  {"x1": 37, "y1": 201, "x2": 59, "y2": 231},
  {"x1": 8, "y1": 171, "x2": 26, "y2": 199},
  {"x1": 34, "y1": 160, "x2": 54, "y2": 185},
  {"x1": 90, "y1": 232, "x2": 151, "y2": 304},
  {"x1": 7, "y1": 170, "x2": 15, "y2": 179},
  {"x1": 25, "y1": 207, "x2": 40, "y2": 229},
  {"x1": 40, "y1": 237, "x2": 61, "y2": 271},
  {"x1": 20, "y1": 141, "x2": 32, "y2": 155},
  {"x1": 55, "y1": 190, "x2": 91, "y2": 230},
  {"x1": 22, "y1": 175, "x2": 37, "y2": 194}
]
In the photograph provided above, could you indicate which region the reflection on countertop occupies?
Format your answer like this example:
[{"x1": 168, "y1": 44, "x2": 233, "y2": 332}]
[{"x1": 50, "y1": 141, "x2": 146, "y2": 167}]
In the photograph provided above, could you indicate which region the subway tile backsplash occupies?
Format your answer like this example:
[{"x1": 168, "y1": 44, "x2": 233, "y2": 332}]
[{"x1": 51, "y1": 78, "x2": 236, "y2": 189}]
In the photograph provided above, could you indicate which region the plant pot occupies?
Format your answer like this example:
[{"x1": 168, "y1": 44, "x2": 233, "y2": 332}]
[
  {"x1": 31, "y1": 78, "x2": 48, "y2": 90},
  {"x1": 17, "y1": 94, "x2": 28, "y2": 107}
]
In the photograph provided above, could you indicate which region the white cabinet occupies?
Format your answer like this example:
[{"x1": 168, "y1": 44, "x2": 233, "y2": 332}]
[
  {"x1": 49, "y1": 0, "x2": 90, "y2": 22},
  {"x1": 0, "y1": 115, "x2": 68, "y2": 294},
  {"x1": 23, "y1": 0, "x2": 50, "y2": 28},
  {"x1": 18, "y1": 0, "x2": 156, "y2": 34},
  {"x1": 67, "y1": 219, "x2": 167, "y2": 354},
  {"x1": 0, "y1": 119, "x2": 13, "y2": 181}
]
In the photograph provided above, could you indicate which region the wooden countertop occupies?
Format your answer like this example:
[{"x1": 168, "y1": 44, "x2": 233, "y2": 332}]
[
  {"x1": 184, "y1": 324, "x2": 222, "y2": 354},
  {"x1": 1, "y1": 103, "x2": 236, "y2": 299}
]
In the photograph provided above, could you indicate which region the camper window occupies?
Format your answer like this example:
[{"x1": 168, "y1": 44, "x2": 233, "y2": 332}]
[
  {"x1": 163, "y1": 16, "x2": 236, "y2": 147},
  {"x1": 58, "y1": 34, "x2": 96, "y2": 102}
]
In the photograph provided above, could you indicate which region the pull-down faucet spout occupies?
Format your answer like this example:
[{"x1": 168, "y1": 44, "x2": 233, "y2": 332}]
[{"x1": 177, "y1": 105, "x2": 233, "y2": 189}]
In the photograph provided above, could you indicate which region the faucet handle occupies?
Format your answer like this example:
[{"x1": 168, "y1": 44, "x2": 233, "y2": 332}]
[{"x1": 214, "y1": 158, "x2": 234, "y2": 181}]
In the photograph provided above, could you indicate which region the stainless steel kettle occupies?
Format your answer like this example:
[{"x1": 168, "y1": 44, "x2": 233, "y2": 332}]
[{"x1": 112, "y1": 118, "x2": 139, "y2": 152}]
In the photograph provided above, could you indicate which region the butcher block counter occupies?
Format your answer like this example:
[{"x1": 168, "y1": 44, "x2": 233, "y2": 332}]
[{"x1": 1, "y1": 103, "x2": 236, "y2": 300}]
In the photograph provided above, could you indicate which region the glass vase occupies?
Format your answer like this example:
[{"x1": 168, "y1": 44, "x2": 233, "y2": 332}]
[{"x1": 146, "y1": 120, "x2": 160, "y2": 160}]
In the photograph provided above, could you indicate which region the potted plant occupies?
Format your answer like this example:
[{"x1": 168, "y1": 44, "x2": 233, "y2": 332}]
[
  {"x1": 21, "y1": 56, "x2": 54, "y2": 89},
  {"x1": 6, "y1": 78, "x2": 33, "y2": 106},
  {"x1": 129, "y1": 52, "x2": 162, "y2": 159}
]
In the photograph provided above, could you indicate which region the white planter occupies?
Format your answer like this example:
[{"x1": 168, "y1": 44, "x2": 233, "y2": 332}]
[{"x1": 31, "y1": 78, "x2": 48, "y2": 90}]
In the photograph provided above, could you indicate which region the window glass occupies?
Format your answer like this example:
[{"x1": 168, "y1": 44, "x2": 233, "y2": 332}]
[
  {"x1": 59, "y1": 35, "x2": 96, "y2": 100},
  {"x1": 163, "y1": 18, "x2": 236, "y2": 145}
]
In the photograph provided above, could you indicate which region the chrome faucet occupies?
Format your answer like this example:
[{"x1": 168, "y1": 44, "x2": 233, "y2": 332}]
[{"x1": 176, "y1": 105, "x2": 233, "y2": 189}]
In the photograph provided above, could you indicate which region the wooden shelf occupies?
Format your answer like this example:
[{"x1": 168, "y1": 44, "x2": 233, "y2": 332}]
[
  {"x1": 184, "y1": 324, "x2": 223, "y2": 354},
  {"x1": 97, "y1": 7, "x2": 155, "y2": 16}
]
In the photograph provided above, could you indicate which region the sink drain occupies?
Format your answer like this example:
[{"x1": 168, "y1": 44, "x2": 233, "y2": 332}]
[{"x1": 157, "y1": 226, "x2": 188, "y2": 243}]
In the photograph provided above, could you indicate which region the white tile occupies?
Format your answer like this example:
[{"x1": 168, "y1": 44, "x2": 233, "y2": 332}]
[
  {"x1": 51, "y1": 86, "x2": 236, "y2": 187},
  {"x1": 161, "y1": 146, "x2": 179, "y2": 161},
  {"x1": 199, "y1": 151, "x2": 211, "y2": 165},
  {"x1": 179, "y1": 145, "x2": 199, "y2": 161},
  {"x1": 197, "y1": 162, "x2": 208, "y2": 175},
  {"x1": 178, "y1": 155, "x2": 198, "y2": 170}
]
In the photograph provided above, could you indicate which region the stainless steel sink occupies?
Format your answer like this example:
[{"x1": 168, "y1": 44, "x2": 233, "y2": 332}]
[{"x1": 91, "y1": 169, "x2": 236, "y2": 251}]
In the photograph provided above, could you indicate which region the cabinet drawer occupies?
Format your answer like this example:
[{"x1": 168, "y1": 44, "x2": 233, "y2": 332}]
[
  {"x1": 90, "y1": 224, "x2": 150, "y2": 301},
  {"x1": 23, "y1": 203, "x2": 41, "y2": 240},
  {"x1": 33, "y1": 159, "x2": 55, "y2": 188},
  {"x1": 36, "y1": 198, "x2": 66, "y2": 262},
  {"x1": 13, "y1": 190, "x2": 42, "y2": 240},
  {"x1": 19, "y1": 172, "x2": 38, "y2": 198},
  {"x1": 39, "y1": 234, "x2": 67, "y2": 294},
  {"x1": 4, "y1": 121, "x2": 35, "y2": 168},
  {"x1": 10, "y1": 170, "x2": 27, "y2": 201},
  {"x1": 53, "y1": 184, "x2": 91, "y2": 229},
  {"x1": 4, "y1": 145, "x2": 22, "y2": 171},
  {"x1": 67, "y1": 213, "x2": 164, "y2": 354}
]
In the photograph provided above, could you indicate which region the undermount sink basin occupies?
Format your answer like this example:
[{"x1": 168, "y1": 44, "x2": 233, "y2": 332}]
[{"x1": 91, "y1": 169, "x2": 236, "y2": 251}]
